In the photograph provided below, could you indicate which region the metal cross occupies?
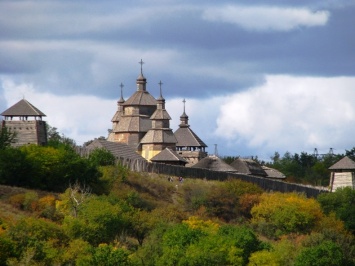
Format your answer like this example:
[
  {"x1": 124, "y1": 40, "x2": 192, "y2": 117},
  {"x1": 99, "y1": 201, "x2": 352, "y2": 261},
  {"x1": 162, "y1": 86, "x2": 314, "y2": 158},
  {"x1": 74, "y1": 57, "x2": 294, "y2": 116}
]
[
  {"x1": 183, "y1": 98, "x2": 186, "y2": 113},
  {"x1": 120, "y1": 82, "x2": 124, "y2": 98},
  {"x1": 139, "y1": 59, "x2": 144, "y2": 74},
  {"x1": 158, "y1": 80, "x2": 163, "y2": 97}
]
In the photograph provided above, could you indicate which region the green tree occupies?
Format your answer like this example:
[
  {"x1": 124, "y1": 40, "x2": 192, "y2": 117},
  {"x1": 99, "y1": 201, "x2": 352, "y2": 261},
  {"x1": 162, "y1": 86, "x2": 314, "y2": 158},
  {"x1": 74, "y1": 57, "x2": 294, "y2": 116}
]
[
  {"x1": 0, "y1": 147, "x2": 32, "y2": 187},
  {"x1": 63, "y1": 196, "x2": 128, "y2": 246},
  {"x1": 88, "y1": 148, "x2": 116, "y2": 167},
  {"x1": 0, "y1": 126, "x2": 16, "y2": 149},
  {"x1": 317, "y1": 187, "x2": 355, "y2": 233},
  {"x1": 295, "y1": 240, "x2": 344, "y2": 266},
  {"x1": 6, "y1": 217, "x2": 67, "y2": 264},
  {"x1": 19, "y1": 144, "x2": 99, "y2": 192},
  {"x1": 92, "y1": 244, "x2": 130, "y2": 266}
]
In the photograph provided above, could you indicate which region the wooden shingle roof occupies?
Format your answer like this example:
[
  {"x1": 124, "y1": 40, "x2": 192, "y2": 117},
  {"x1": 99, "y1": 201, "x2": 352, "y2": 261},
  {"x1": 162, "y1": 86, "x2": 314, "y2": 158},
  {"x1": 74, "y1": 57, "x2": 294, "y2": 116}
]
[
  {"x1": 122, "y1": 91, "x2": 157, "y2": 106},
  {"x1": 1, "y1": 99, "x2": 46, "y2": 117},
  {"x1": 192, "y1": 155, "x2": 237, "y2": 172},
  {"x1": 174, "y1": 127, "x2": 207, "y2": 147},
  {"x1": 329, "y1": 156, "x2": 355, "y2": 170},
  {"x1": 116, "y1": 116, "x2": 152, "y2": 132},
  {"x1": 86, "y1": 139, "x2": 145, "y2": 161},
  {"x1": 151, "y1": 148, "x2": 187, "y2": 163},
  {"x1": 140, "y1": 129, "x2": 177, "y2": 144}
]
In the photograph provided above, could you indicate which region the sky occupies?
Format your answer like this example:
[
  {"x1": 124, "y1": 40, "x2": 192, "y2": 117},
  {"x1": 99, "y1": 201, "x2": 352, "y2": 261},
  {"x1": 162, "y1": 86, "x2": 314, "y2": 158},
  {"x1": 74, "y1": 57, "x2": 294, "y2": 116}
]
[{"x1": 1, "y1": 0, "x2": 355, "y2": 160}]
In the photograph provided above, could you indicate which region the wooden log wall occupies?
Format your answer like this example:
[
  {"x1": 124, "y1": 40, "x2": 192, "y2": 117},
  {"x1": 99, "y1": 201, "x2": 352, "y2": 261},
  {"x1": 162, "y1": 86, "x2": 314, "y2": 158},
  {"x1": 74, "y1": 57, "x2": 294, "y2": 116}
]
[{"x1": 116, "y1": 157, "x2": 329, "y2": 198}]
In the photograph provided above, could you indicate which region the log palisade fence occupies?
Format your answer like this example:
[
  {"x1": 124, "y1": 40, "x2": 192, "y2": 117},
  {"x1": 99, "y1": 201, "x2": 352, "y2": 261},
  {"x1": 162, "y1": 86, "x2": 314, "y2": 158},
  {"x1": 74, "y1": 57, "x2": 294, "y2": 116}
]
[{"x1": 116, "y1": 157, "x2": 329, "y2": 198}]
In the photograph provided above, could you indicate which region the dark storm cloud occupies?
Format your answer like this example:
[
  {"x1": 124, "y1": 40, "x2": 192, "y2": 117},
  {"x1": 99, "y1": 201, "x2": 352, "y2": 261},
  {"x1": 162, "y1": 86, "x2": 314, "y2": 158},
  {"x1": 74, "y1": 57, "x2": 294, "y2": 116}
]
[{"x1": 1, "y1": 0, "x2": 354, "y2": 99}]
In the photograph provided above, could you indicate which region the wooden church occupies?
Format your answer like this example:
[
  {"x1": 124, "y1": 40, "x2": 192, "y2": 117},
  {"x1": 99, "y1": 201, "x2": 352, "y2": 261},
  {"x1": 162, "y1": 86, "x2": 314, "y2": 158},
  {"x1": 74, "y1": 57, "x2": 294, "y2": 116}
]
[{"x1": 108, "y1": 60, "x2": 207, "y2": 165}]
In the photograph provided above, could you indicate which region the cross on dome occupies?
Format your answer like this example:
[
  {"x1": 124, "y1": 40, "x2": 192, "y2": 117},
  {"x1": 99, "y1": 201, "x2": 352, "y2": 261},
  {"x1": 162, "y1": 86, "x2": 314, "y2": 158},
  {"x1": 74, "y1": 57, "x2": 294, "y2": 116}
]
[{"x1": 139, "y1": 59, "x2": 144, "y2": 75}]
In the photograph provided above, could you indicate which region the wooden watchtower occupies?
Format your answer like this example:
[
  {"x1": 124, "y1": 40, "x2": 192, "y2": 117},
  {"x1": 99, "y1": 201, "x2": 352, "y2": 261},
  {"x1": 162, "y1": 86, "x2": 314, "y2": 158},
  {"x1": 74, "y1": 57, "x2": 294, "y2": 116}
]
[
  {"x1": 329, "y1": 156, "x2": 355, "y2": 192},
  {"x1": 1, "y1": 99, "x2": 47, "y2": 147}
]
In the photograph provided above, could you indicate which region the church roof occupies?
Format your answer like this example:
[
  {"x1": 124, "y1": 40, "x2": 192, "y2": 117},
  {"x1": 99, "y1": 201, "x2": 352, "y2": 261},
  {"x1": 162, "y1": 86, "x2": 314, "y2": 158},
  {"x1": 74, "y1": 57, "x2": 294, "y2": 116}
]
[
  {"x1": 1, "y1": 99, "x2": 46, "y2": 117},
  {"x1": 192, "y1": 155, "x2": 237, "y2": 172},
  {"x1": 115, "y1": 116, "x2": 152, "y2": 132},
  {"x1": 122, "y1": 91, "x2": 157, "y2": 106},
  {"x1": 140, "y1": 129, "x2": 177, "y2": 144},
  {"x1": 174, "y1": 127, "x2": 207, "y2": 147},
  {"x1": 150, "y1": 109, "x2": 171, "y2": 120},
  {"x1": 111, "y1": 110, "x2": 122, "y2": 122},
  {"x1": 329, "y1": 156, "x2": 355, "y2": 170},
  {"x1": 230, "y1": 158, "x2": 267, "y2": 177},
  {"x1": 86, "y1": 139, "x2": 145, "y2": 161},
  {"x1": 151, "y1": 147, "x2": 187, "y2": 163}
]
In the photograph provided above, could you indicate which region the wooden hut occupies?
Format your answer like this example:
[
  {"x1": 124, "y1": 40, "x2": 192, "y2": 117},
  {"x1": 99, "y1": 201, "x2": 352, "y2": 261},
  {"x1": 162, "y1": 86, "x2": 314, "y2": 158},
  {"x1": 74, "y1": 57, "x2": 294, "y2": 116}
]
[
  {"x1": 150, "y1": 147, "x2": 187, "y2": 166},
  {"x1": 329, "y1": 156, "x2": 355, "y2": 192},
  {"x1": 230, "y1": 158, "x2": 267, "y2": 177},
  {"x1": 191, "y1": 155, "x2": 237, "y2": 172},
  {"x1": 261, "y1": 166, "x2": 286, "y2": 179}
]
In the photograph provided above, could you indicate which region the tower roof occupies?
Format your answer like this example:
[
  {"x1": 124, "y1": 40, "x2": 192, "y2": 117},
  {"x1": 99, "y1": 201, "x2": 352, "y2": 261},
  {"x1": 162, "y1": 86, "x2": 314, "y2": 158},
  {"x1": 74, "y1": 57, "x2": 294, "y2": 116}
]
[
  {"x1": 174, "y1": 127, "x2": 207, "y2": 147},
  {"x1": 329, "y1": 156, "x2": 355, "y2": 170},
  {"x1": 1, "y1": 99, "x2": 46, "y2": 117}
]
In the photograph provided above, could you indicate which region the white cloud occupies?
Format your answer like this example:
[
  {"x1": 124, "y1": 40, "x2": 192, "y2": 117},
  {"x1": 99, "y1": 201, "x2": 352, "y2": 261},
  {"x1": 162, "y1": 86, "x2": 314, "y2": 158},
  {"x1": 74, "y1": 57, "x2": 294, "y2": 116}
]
[
  {"x1": 3, "y1": 75, "x2": 355, "y2": 158},
  {"x1": 202, "y1": 5, "x2": 330, "y2": 31},
  {"x1": 215, "y1": 75, "x2": 355, "y2": 156}
]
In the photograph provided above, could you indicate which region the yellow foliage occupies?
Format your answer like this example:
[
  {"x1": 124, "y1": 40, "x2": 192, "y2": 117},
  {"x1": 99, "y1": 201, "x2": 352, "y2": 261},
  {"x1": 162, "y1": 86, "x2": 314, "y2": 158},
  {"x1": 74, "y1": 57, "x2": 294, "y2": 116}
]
[
  {"x1": 182, "y1": 216, "x2": 219, "y2": 234},
  {"x1": 251, "y1": 192, "x2": 324, "y2": 235}
]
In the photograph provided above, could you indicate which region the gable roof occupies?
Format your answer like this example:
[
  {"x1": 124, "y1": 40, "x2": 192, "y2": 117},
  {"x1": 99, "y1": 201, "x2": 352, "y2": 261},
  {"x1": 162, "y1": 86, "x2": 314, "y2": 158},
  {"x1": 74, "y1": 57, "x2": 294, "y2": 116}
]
[
  {"x1": 151, "y1": 147, "x2": 187, "y2": 163},
  {"x1": 230, "y1": 158, "x2": 267, "y2": 177},
  {"x1": 86, "y1": 139, "x2": 145, "y2": 161},
  {"x1": 329, "y1": 156, "x2": 355, "y2": 170},
  {"x1": 174, "y1": 127, "x2": 207, "y2": 147},
  {"x1": 1, "y1": 99, "x2": 46, "y2": 117},
  {"x1": 192, "y1": 155, "x2": 237, "y2": 172},
  {"x1": 262, "y1": 166, "x2": 286, "y2": 179}
]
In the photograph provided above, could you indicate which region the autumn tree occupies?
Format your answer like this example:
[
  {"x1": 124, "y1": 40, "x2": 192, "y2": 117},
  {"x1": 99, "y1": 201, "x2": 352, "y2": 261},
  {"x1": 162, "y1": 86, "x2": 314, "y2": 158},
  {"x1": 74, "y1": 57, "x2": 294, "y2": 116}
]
[
  {"x1": 317, "y1": 187, "x2": 355, "y2": 233},
  {"x1": 251, "y1": 192, "x2": 324, "y2": 238}
]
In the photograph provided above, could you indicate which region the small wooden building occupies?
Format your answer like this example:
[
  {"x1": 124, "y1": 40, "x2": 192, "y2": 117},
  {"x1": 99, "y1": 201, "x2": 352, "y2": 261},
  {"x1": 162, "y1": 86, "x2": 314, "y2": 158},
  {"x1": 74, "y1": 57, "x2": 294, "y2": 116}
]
[
  {"x1": 150, "y1": 147, "x2": 187, "y2": 166},
  {"x1": 1, "y1": 99, "x2": 47, "y2": 147},
  {"x1": 329, "y1": 156, "x2": 355, "y2": 192},
  {"x1": 191, "y1": 155, "x2": 238, "y2": 172},
  {"x1": 174, "y1": 100, "x2": 208, "y2": 166},
  {"x1": 230, "y1": 158, "x2": 267, "y2": 177}
]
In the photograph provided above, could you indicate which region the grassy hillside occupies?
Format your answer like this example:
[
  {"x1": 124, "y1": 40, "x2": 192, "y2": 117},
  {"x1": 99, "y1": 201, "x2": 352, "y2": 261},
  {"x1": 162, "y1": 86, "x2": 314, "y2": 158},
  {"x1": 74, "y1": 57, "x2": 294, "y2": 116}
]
[{"x1": 0, "y1": 166, "x2": 354, "y2": 266}]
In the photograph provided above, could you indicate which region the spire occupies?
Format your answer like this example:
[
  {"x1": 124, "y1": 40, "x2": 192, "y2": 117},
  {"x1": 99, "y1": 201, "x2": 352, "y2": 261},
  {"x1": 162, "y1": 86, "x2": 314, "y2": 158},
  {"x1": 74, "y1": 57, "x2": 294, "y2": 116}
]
[
  {"x1": 157, "y1": 80, "x2": 165, "y2": 109},
  {"x1": 136, "y1": 59, "x2": 147, "y2": 91},
  {"x1": 118, "y1": 82, "x2": 125, "y2": 104},
  {"x1": 158, "y1": 80, "x2": 164, "y2": 99},
  {"x1": 179, "y1": 98, "x2": 189, "y2": 127},
  {"x1": 139, "y1": 59, "x2": 144, "y2": 75}
]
